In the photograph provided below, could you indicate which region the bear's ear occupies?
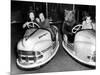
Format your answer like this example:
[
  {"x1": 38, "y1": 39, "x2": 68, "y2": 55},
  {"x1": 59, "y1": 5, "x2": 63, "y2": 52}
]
[
  {"x1": 64, "y1": 9, "x2": 69, "y2": 13},
  {"x1": 69, "y1": 10, "x2": 74, "y2": 14},
  {"x1": 64, "y1": 9, "x2": 67, "y2": 12},
  {"x1": 64, "y1": 9, "x2": 69, "y2": 16}
]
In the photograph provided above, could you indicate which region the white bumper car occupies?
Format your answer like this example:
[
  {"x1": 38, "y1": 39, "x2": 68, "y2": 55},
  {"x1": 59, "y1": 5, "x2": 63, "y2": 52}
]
[
  {"x1": 62, "y1": 24, "x2": 96, "y2": 66},
  {"x1": 16, "y1": 22, "x2": 59, "y2": 69}
]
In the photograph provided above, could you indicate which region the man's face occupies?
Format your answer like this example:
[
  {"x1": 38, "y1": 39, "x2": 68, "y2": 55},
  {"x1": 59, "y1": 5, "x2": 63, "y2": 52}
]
[
  {"x1": 29, "y1": 12, "x2": 35, "y2": 21},
  {"x1": 86, "y1": 17, "x2": 92, "y2": 23},
  {"x1": 39, "y1": 13, "x2": 45, "y2": 22}
]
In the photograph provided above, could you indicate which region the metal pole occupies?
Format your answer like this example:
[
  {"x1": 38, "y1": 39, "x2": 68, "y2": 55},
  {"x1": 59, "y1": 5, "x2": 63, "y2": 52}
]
[
  {"x1": 33, "y1": 2, "x2": 35, "y2": 12},
  {"x1": 34, "y1": 3, "x2": 35, "y2": 11},
  {"x1": 73, "y1": 4, "x2": 75, "y2": 11},
  {"x1": 46, "y1": 2, "x2": 48, "y2": 18}
]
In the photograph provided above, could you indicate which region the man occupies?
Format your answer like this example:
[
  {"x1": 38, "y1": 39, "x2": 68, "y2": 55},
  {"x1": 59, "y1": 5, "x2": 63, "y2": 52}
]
[
  {"x1": 82, "y1": 16, "x2": 96, "y2": 30},
  {"x1": 38, "y1": 13, "x2": 56, "y2": 41}
]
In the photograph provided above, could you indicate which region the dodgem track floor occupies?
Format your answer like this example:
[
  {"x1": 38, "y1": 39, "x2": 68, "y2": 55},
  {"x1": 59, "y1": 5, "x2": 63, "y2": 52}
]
[{"x1": 11, "y1": 23, "x2": 95, "y2": 74}]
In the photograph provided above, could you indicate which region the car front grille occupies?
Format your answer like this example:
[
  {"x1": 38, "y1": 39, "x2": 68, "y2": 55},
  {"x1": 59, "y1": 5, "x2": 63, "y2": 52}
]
[{"x1": 17, "y1": 50, "x2": 43, "y2": 63}]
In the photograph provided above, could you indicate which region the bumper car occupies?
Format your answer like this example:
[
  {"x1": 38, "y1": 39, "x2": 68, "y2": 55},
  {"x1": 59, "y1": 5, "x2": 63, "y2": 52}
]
[
  {"x1": 16, "y1": 22, "x2": 59, "y2": 69},
  {"x1": 62, "y1": 24, "x2": 96, "y2": 66}
]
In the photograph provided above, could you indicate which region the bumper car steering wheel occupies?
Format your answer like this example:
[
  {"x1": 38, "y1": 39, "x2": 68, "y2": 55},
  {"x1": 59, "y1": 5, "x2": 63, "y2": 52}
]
[
  {"x1": 27, "y1": 22, "x2": 40, "y2": 28},
  {"x1": 72, "y1": 24, "x2": 82, "y2": 33}
]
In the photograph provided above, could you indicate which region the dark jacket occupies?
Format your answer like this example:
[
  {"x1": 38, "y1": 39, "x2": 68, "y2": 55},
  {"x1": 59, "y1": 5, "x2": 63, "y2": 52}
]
[{"x1": 38, "y1": 19, "x2": 50, "y2": 28}]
